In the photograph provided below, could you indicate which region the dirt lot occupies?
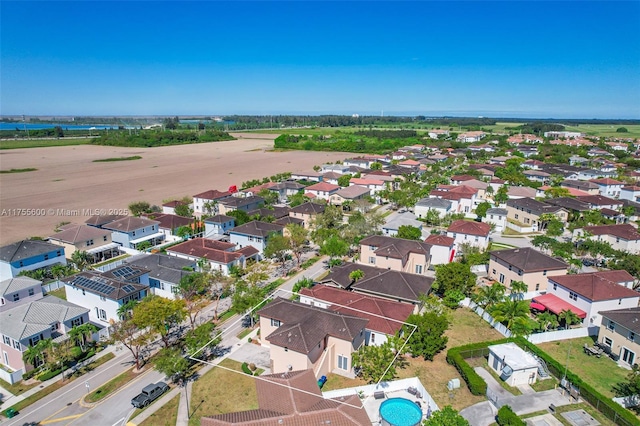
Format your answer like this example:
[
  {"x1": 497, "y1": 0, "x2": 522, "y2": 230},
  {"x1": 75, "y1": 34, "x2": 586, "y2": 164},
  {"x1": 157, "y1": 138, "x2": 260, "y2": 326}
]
[{"x1": 0, "y1": 133, "x2": 347, "y2": 243}]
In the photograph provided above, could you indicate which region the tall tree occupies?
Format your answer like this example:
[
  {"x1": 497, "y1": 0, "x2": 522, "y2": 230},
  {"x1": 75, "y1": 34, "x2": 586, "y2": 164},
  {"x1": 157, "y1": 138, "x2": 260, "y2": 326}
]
[
  {"x1": 494, "y1": 185, "x2": 509, "y2": 205},
  {"x1": 475, "y1": 202, "x2": 492, "y2": 218},
  {"x1": 185, "y1": 322, "x2": 220, "y2": 360},
  {"x1": 405, "y1": 311, "x2": 449, "y2": 361},
  {"x1": 433, "y1": 262, "x2": 476, "y2": 298},
  {"x1": 286, "y1": 223, "x2": 308, "y2": 266},
  {"x1": 110, "y1": 318, "x2": 151, "y2": 371},
  {"x1": 155, "y1": 347, "x2": 190, "y2": 383},
  {"x1": 396, "y1": 225, "x2": 423, "y2": 241},
  {"x1": 423, "y1": 406, "x2": 469, "y2": 426},
  {"x1": 337, "y1": 174, "x2": 352, "y2": 187},
  {"x1": 472, "y1": 283, "x2": 506, "y2": 311},
  {"x1": 558, "y1": 309, "x2": 582, "y2": 328},
  {"x1": 352, "y1": 338, "x2": 403, "y2": 383},
  {"x1": 177, "y1": 273, "x2": 210, "y2": 330},
  {"x1": 71, "y1": 250, "x2": 92, "y2": 271},
  {"x1": 509, "y1": 280, "x2": 528, "y2": 301},
  {"x1": 489, "y1": 299, "x2": 530, "y2": 331},
  {"x1": 128, "y1": 201, "x2": 151, "y2": 217},
  {"x1": 319, "y1": 235, "x2": 349, "y2": 264},
  {"x1": 133, "y1": 295, "x2": 187, "y2": 348},
  {"x1": 264, "y1": 233, "x2": 291, "y2": 272}
]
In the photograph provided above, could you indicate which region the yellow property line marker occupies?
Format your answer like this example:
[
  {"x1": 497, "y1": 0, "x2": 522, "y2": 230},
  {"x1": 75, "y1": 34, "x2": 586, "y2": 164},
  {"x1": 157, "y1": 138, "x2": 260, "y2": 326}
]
[{"x1": 39, "y1": 414, "x2": 83, "y2": 425}]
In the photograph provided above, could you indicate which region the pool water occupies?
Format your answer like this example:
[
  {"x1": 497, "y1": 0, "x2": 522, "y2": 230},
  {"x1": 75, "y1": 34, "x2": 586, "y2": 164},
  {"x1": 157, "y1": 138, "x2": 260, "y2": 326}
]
[{"x1": 379, "y1": 397, "x2": 422, "y2": 426}]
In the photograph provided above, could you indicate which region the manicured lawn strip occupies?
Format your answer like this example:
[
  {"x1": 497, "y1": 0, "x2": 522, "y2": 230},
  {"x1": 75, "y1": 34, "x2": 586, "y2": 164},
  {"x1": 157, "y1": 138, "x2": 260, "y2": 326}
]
[
  {"x1": 0, "y1": 168, "x2": 38, "y2": 173},
  {"x1": 537, "y1": 337, "x2": 627, "y2": 399},
  {"x1": 236, "y1": 327, "x2": 254, "y2": 340},
  {"x1": 85, "y1": 368, "x2": 138, "y2": 402},
  {"x1": 0, "y1": 138, "x2": 89, "y2": 149},
  {"x1": 554, "y1": 402, "x2": 618, "y2": 426},
  {"x1": 93, "y1": 156, "x2": 142, "y2": 162},
  {"x1": 322, "y1": 373, "x2": 366, "y2": 392},
  {"x1": 92, "y1": 254, "x2": 130, "y2": 267},
  {"x1": 300, "y1": 256, "x2": 320, "y2": 269},
  {"x1": 0, "y1": 377, "x2": 40, "y2": 396},
  {"x1": 46, "y1": 287, "x2": 67, "y2": 300},
  {"x1": 137, "y1": 394, "x2": 180, "y2": 426},
  {"x1": 530, "y1": 377, "x2": 558, "y2": 392},
  {"x1": 188, "y1": 358, "x2": 258, "y2": 426}
]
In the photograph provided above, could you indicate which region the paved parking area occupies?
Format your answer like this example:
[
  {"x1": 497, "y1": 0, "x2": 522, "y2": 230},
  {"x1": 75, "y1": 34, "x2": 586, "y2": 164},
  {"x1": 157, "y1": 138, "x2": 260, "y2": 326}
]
[{"x1": 227, "y1": 341, "x2": 272, "y2": 374}]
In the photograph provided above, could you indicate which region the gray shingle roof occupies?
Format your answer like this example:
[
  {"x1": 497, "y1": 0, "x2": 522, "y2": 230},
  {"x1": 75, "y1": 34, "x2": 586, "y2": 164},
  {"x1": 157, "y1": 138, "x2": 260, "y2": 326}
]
[
  {"x1": 0, "y1": 276, "x2": 42, "y2": 296},
  {"x1": 490, "y1": 248, "x2": 568, "y2": 272},
  {"x1": 416, "y1": 198, "x2": 452, "y2": 209},
  {"x1": 0, "y1": 295, "x2": 89, "y2": 341},
  {"x1": 102, "y1": 216, "x2": 160, "y2": 233},
  {"x1": 0, "y1": 240, "x2": 63, "y2": 263},
  {"x1": 126, "y1": 253, "x2": 195, "y2": 284},
  {"x1": 229, "y1": 221, "x2": 284, "y2": 238},
  {"x1": 599, "y1": 307, "x2": 640, "y2": 335},
  {"x1": 48, "y1": 224, "x2": 111, "y2": 244}
]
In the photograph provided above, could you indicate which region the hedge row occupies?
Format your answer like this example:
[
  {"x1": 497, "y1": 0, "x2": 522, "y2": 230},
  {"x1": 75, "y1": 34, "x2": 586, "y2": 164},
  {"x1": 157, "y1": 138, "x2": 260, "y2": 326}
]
[
  {"x1": 446, "y1": 338, "x2": 511, "y2": 395},
  {"x1": 38, "y1": 368, "x2": 64, "y2": 381},
  {"x1": 497, "y1": 405, "x2": 525, "y2": 426}
]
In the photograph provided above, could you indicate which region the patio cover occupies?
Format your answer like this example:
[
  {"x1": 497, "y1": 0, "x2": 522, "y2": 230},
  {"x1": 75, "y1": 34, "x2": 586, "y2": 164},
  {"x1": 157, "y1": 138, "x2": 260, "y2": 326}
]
[
  {"x1": 85, "y1": 242, "x2": 120, "y2": 254},
  {"x1": 529, "y1": 302, "x2": 546, "y2": 311},
  {"x1": 532, "y1": 293, "x2": 586, "y2": 319}
]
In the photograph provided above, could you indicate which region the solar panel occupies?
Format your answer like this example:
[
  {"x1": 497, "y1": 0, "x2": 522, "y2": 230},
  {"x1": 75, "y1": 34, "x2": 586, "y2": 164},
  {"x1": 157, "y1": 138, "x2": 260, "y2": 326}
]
[
  {"x1": 111, "y1": 266, "x2": 138, "y2": 279},
  {"x1": 122, "y1": 284, "x2": 137, "y2": 293},
  {"x1": 73, "y1": 276, "x2": 115, "y2": 295}
]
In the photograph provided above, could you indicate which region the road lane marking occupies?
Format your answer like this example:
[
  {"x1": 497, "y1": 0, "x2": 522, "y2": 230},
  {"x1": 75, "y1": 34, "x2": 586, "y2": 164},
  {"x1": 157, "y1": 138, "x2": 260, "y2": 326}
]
[
  {"x1": 39, "y1": 414, "x2": 83, "y2": 424},
  {"x1": 111, "y1": 417, "x2": 125, "y2": 426}
]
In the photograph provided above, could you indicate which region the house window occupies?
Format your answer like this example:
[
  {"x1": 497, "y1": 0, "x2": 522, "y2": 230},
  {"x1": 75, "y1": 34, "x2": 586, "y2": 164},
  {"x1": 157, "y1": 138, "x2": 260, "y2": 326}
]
[
  {"x1": 98, "y1": 309, "x2": 107, "y2": 321},
  {"x1": 524, "y1": 218, "x2": 530, "y2": 224},
  {"x1": 553, "y1": 283, "x2": 557, "y2": 291},
  {"x1": 12, "y1": 294, "x2": 19, "y2": 302},
  {"x1": 2, "y1": 336, "x2": 10, "y2": 345},
  {"x1": 57, "y1": 250, "x2": 62, "y2": 257},
  {"x1": 518, "y1": 270, "x2": 523, "y2": 276},
  {"x1": 371, "y1": 333, "x2": 375, "y2": 344},
  {"x1": 100, "y1": 295, "x2": 106, "y2": 301},
  {"x1": 604, "y1": 337, "x2": 613, "y2": 347},
  {"x1": 492, "y1": 269, "x2": 496, "y2": 275},
  {"x1": 416, "y1": 265, "x2": 423, "y2": 274},
  {"x1": 569, "y1": 291, "x2": 578, "y2": 301},
  {"x1": 609, "y1": 321, "x2": 616, "y2": 331},
  {"x1": 508, "y1": 266, "x2": 512, "y2": 271},
  {"x1": 152, "y1": 226, "x2": 155, "y2": 231},
  {"x1": 3, "y1": 351, "x2": 8, "y2": 365},
  {"x1": 132, "y1": 231, "x2": 136, "y2": 236},
  {"x1": 515, "y1": 214, "x2": 519, "y2": 220},
  {"x1": 44, "y1": 254, "x2": 49, "y2": 260},
  {"x1": 28, "y1": 288, "x2": 34, "y2": 296},
  {"x1": 13, "y1": 340, "x2": 21, "y2": 350},
  {"x1": 51, "y1": 323, "x2": 59, "y2": 332},
  {"x1": 19, "y1": 261, "x2": 23, "y2": 267},
  {"x1": 0, "y1": 298, "x2": 3, "y2": 305},
  {"x1": 369, "y1": 245, "x2": 376, "y2": 251},
  {"x1": 369, "y1": 257, "x2": 376, "y2": 265},
  {"x1": 630, "y1": 332, "x2": 635, "y2": 342},
  {"x1": 543, "y1": 270, "x2": 547, "y2": 276},
  {"x1": 337, "y1": 354, "x2": 348, "y2": 370},
  {"x1": 103, "y1": 236, "x2": 108, "y2": 242},
  {"x1": 71, "y1": 317, "x2": 83, "y2": 327},
  {"x1": 535, "y1": 283, "x2": 540, "y2": 291},
  {"x1": 87, "y1": 239, "x2": 94, "y2": 246},
  {"x1": 490, "y1": 215, "x2": 494, "y2": 219},
  {"x1": 499, "y1": 273, "x2": 505, "y2": 284},
  {"x1": 271, "y1": 319, "x2": 281, "y2": 327}
]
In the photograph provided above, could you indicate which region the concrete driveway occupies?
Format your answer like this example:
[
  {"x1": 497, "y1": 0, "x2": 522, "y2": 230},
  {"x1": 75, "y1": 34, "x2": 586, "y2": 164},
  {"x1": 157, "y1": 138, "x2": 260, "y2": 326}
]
[{"x1": 227, "y1": 341, "x2": 272, "y2": 373}]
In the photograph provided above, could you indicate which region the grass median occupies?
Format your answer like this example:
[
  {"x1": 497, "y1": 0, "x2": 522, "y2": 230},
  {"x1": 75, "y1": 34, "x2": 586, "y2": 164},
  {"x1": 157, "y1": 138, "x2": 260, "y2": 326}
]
[{"x1": 85, "y1": 367, "x2": 139, "y2": 403}]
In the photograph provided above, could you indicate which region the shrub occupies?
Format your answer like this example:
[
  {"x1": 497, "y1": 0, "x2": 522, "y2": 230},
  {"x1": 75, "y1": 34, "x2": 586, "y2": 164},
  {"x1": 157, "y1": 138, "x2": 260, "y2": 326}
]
[
  {"x1": 446, "y1": 339, "x2": 511, "y2": 396},
  {"x1": 496, "y1": 406, "x2": 525, "y2": 426},
  {"x1": 70, "y1": 346, "x2": 83, "y2": 359},
  {"x1": 248, "y1": 363, "x2": 256, "y2": 371},
  {"x1": 22, "y1": 369, "x2": 39, "y2": 380},
  {"x1": 38, "y1": 368, "x2": 64, "y2": 381},
  {"x1": 241, "y1": 362, "x2": 253, "y2": 375}
]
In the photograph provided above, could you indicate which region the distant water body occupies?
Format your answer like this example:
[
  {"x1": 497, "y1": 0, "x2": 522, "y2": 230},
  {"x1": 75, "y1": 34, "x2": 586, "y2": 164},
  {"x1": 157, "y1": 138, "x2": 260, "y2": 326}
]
[{"x1": 0, "y1": 122, "x2": 134, "y2": 131}]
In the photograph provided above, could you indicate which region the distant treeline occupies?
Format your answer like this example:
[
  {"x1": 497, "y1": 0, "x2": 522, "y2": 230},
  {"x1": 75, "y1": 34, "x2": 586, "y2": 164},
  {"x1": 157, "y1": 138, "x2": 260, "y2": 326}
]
[
  {"x1": 354, "y1": 129, "x2": 417, "y2": 139},
  {"x1": 274, "y1": 132, "x2": 421, "y2": 153},
  {"x1": 90, "y1": 130, "x2": 234, "y2": 147},
  {"x1": 505, "y1": 123, "x2": 566, "y2": 134}
]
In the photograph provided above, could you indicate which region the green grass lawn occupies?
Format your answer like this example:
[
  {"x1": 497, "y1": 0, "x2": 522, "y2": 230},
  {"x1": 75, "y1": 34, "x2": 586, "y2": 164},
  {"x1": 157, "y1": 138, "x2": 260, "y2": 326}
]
[
  {"x1": 560, "y1": 123, "x2": 640, "y2": 139},
  {"x1": 46, "y1": 287, "x2": 67, "y2": 300},
  {"x1": 137, "y1": 394, "x2": 180, "y2": 426},
  {"x1": 538, "y1": 337, "x2": 629, "y2": 398},
  {"x1": 0, "y1": 377, "x2": 40, "y2": 396},
  {"x1": 85, "y1": 368, "x2": 139, "y2": 403},
  {"x1": 188, "y1": 358, "x2": 258, "y2": 426},
  {"x1": 0, "y1": 138, "x2": 90, "y2": 150}
]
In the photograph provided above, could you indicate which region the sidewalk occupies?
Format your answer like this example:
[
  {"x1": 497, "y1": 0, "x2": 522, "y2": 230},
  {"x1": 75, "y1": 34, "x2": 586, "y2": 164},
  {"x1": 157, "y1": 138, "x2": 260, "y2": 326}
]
[{"x1": 0, "y1": 343, "x2": 124, "y2": 412}]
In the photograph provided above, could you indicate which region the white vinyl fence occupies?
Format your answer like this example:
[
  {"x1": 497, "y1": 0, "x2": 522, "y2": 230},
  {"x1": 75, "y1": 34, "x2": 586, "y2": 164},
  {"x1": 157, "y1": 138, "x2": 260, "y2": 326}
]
[
  {"x1": 527, "y1": 326, "x2": 598, "y2": 344},
  {"x1": 465, "y1": 300, "x2": 512, "y2": 338},
  {"x1": 0, "y1": 367, "x2": 24, "y2": 385},
  {"x1": 42, "y1": 280, "x2": 64, "y2": 294}
]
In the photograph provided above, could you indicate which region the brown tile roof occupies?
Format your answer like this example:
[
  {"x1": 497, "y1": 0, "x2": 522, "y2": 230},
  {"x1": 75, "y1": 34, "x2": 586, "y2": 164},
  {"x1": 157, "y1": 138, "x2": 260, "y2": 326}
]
[
  {"x1": 583, "y1": 224, "x2": 640, "y2": 240},
  {"x1": 143, "y1": 213, "x2": 192, "y2": 230},
  {"x1": 549, "y1": 271, "x2": 638, "y2": 302},
  {"x1": 506, "y1": 197, "x2": 565, "y2": 216},
  {"x1": 219, "y1": 196, "x2": 265, "y2": 208},
  {"x1": 334, "y1": 185, "x2": 371, "y2": 199},
  {"x1": 450, "y1": 174, "x2": 477, "y2": 182},
  {"x1": 102, "y1": 216, "x2": 160, "y2": 232},
  {"x1": 598, "y1": 307, "x2": 640, "y2": 335},
  {"x1": 167, "y1": 238, "x2": 243, "y2": 264},
  {"x1": 299, "y1": 285, "x2": 413, "y2": 335},
  {"x1": 230, "y1": 221, "x2": 284, "y2": 237},
  {"x1": 600, "y1": 208, "x2": 623, "y2": 217},
  {"x1": 275, "y1": 216, "x2": 305, "y2": 227},
  {"x1": 242, "y1": 182, "x2": 277, "y2": 194},
  {"x1": 305, "y1": 182, "x2": 340, "y2": 192},
  {"x1": 85, "y1": 214, "x2": 127, "y2": 227},
  {"x1": 576, "y1": 195, "x2": 622, "y2": 207},
  {"x1": 490, "y1": 248, "x2": 568, "y2": 272},
  {"x1": 162, "y1": 200, "x2": 187, "y2": 208},
  {"x1": 48, "y1": 224, "x2": 111, "y2": 244},
  {"x1": 590, "y1": 178, "x2": 624, "y2": 185},
  {"x1": 258, "y1": 298, "x2": 367, "y2": 355},
  {"x1": 204, "y1": 214, "x2": 235, "y2": 224},
  {"x1": 360, "y1": 235, "x2": 431, "y2": 260},
  {"x1": 247, "y1": 206, "x2": 291, "y2": 220},
  {"x1": 507, "y1": 186, "x2": 537, "y2": 198},
  {"x1": 424, "y1": 234, "x2": 455, "y2": 247},
  {"x1": 447, "y1": 220, "x2": 491, "y2": 237},
  {"x1": 193, "y1": 189, "x2": 232, "y2": 200},
  {"x1": 322, "y1": 262, "x2": 433, "y2": 304},
  {"x1": 201, "y1": 369, "x2": 369, "y2": 426}
]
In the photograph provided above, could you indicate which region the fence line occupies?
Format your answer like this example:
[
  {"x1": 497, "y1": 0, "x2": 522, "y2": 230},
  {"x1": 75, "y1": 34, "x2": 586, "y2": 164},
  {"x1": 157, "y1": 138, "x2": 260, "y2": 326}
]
[
  {"x1": 42, "y1": 280, "x2": 64, "y2": 294},
  {"x1": 466, "y1": 301, "x2": 512, "y2": 338},
  {"x1": 0, "y1": 367, "x2": 24, "y2": 385},
  {"x1": 527, "y1": 326, "x2": 599, "y2": 344},
  {"x1": 94, "y1": 259, "x2": 126, "y2": 272}
]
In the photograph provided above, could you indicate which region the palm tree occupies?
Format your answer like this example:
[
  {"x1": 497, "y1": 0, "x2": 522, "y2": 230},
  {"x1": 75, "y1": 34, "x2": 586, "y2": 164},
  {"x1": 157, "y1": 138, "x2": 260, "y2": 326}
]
[
  {"x1": 22, "y1": 339, "x2": 50, "y2": 369},
  {"x1": 69, "y1": 324, "x2": 99, "y2": 348},
  {"x1": 50, "y1": 264, "x2": 67, "y2": 281},
  {"x1": 472, "y1": 283, "x2": 506, "y2": 311},
  {"x1": 117, "y1": 299, "x2": 139, "y2": 320},
  {"x1": 490, "y1": 299, "x2": 530, "y2": 331},
  {"x1": 349, "y1": 269, "x2": 365, "y2": 283},
  {"x1": 558, "y1": 309, "x2": 582, "y2": 328},
  {"x1": 509, "y1": 280, "x2": 528, "y2": 301},
  {"x1": 536, "y1": 312, "x2": 559, "y2": 331},
  {"x1": 71, "y1": 250, "x2": 92, "y2": 271}
]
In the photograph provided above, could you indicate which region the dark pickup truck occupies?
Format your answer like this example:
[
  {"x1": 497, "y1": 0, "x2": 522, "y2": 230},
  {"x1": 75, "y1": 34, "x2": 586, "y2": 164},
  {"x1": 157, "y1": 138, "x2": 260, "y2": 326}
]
[{"x1": 131, "y1": 382, "x2": 169, "y2": 408}]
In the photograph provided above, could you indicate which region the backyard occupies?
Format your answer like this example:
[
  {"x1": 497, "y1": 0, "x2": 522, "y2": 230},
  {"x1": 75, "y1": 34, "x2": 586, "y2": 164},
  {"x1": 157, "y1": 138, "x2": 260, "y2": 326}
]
[{"x1": 538, "y1": 337, "x2": 630, "y2": 399}]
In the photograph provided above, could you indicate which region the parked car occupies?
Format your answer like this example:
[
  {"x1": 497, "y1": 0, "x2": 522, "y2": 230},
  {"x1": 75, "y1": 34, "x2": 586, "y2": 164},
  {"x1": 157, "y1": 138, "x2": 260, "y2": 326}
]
[{"x1": 131, "y1": 382, "x2": 169, "y2": 408}]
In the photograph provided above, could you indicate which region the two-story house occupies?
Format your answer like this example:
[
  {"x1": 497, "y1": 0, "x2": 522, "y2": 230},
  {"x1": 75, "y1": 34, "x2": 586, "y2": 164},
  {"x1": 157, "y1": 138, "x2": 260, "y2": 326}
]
[
  {"x1": 541, "y1": 271, "x2": 639, "y2": 327},
  {"x1": 358, "y1": 235, "x2": 431, "y2": 275},
  {"x1": 143, "y1": 213, "x2": 193, "y2": 237},
  {"x1": 424, "y1": 234, "x2": 455, "y2": 265},
  {"x1": 576, "y1": 194, "x2": 623, "y2": 210},
  {"x1": 102, "y1": 216, "x2": 164, "y2": 250},
  {"x1": 267, "y1": 181, "x2": 305, "y2": 203},
  {"x1": 258, "y1": 298, "x2": 367, "y2": 378},
  {"x1": 48, "y1": 224, "x2": 119, "y2": 263},
  {"x1": 575, "y1": 224, "x2": 640, "y2": 254},
  {"x1": 304, "y1": 182, "x2": 340, "y2": 201},
  {"x1": 414, "y1": 198, "x2": 453, "y2": 220},
  {"x1": 505, "y1": 198, "x2": 568, "y2": 232},
  {"x1": 349, "y1": 178, "x2": 385, "y2": 195},
  {"x1": 590, "y1": 178, "x2": 624, "y2": 198},
  {"x1": 203, "y1": 215, "x2": 236, "y2": 238},
  {"x1": 228, "y1": 221, "x2": 285, "y2": 257},
  {"x1": 598, "y1": 307, "x2": 640, "y2": 367},
  {"x1": 218, "y1": 195, "x2": 265, "y2": 215},
  {"x1": 620, "y1": 186, "x2": 640, "y2": 203},
  {"x1": 328, "y1": 185, "x2": 371, "y2": 206},
  {"x1": 0, "y1": 296, "x2": 90, "y2": 381},
  {"x1": 125, "y1": 253, "x2": 196, "y2": 299},
  {"x1": 0, "y1": 276, "x2": 43, "y2": 312},
  {"x1": 446, "y1": 220, "x2": 491, "y2": 252},
  {"x1": 488, "y1": 248, "x2": 568, "y2": 293},
  {"x1": 288, "y1": 202, "x2": 326, "y2": 229},
  {"x1": 63, "y1": 270, "x2": 148, "y2": 324},
  {"x1": 483, "y1": 207, "x2": 508, "y2": 232},
  {"x1": 0, "y1": 240, "x2": 67, "y2": 280},
  {"x1": 166, "y1": 238, "x2": 253, "y2": 275},
  {"x1": 192, "y1": 189, "x2": 232, "y2": 217},
  {"x1": 428, "y1": 185, "x2": 478, "y2": 214},
  {"x1": 382, "y1": 212, "x2": 423, "y2": 237}
]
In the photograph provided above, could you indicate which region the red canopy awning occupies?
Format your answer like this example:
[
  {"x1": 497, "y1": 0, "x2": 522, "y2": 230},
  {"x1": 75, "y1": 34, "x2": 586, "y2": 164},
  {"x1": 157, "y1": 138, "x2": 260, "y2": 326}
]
[
  {"x1": 529, "y1": 302, "x2": 546, "y2": 311},
  {"x1": 532, "y1": 293, "x2": 587, "y2": 319}
]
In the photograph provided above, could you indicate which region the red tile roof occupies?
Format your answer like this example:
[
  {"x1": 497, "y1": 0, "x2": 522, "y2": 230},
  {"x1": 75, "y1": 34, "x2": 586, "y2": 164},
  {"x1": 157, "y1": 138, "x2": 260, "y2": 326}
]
[
  {"x1": 424, "y1": 234, "x2": 455, "y2": 247},
  {"x1": 447, "y1": 220, "x2": 491, "y2": 237},
  {"x1": 583, "y1": 224, "x2": 640, "y2": 240},
  {"x1": 548, "y1": 271, "x2": 638, "y2": 302},
  {"x1": 193, "y1": 189, "x2": 232, "y2": 200},
  {"x1": 167, "y1": 238, "x2": 243, "y2": 264},
  {"x1": 305, "y1": 182, "x2": 340, "y2": 192}
]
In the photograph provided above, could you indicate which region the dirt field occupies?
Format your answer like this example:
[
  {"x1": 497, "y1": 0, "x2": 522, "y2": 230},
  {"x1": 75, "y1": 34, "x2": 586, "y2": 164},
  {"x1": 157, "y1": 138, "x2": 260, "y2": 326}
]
[{"x1": 0, "y1": 133, "x2": 348, "y2": 244}]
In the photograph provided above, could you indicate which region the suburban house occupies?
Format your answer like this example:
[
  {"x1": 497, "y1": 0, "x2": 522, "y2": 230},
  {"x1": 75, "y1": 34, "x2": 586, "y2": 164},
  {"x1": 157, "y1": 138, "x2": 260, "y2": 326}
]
[
  {"x1": 382, "y1": 212, "x2": 423, "y2": 237},
  {"x1": 304, "y1": 182, "x2": 340, "y2": 201},
  {"x1": 483, "y1": 207, "x2": 508, "y2": 232},
  {"x1": 166, "y1": 238, "x2": 253, "y2": 275},
  {"x1": 218, "y1": 195, "x2": 264, "y2": 215},
  {"x1": 424, "y1": 234, "x2": 455, "y2": 265},
  {"x1": 228, "y1": 221, "x2": 284, "y2": 256},
  {"x1": 102, "y1": 216, "x2": 164, "y2": 250},
  {"x1": 505, "y1": 198, "x2": 568, "y2": 232},
  {"x1": 320, "y1": 164, "x2": 351, "y2": 175},
  {"x1": 63, "y1": 270, "x2": 148, "y2": 324},
  {"x1": 203, "y1": 215, "x2": 235, "y2": 238},
  {"x1": 143, "y1": 213, "x2": 193, "y2": 237},
  {"x1": 192, "y1": 189, "x2": 232, "y2": 217},
  {"x1": 542, "y1": 271, "x2": 639, "y2": 327},
  {"x1": 258, "y1": 298, "x2": 367, "y2": 378},
  {"x1": 48, "y1": 224, "x2": 119, "y2": 264},
  {"x1": 125, "y1": 253, "x2": 196, "y2": 299},
  {"x1": 590, "y1": 178, "x2": 624, "y2": 198},
  {"x1": 321, "y1": 171, "x2": 342, "y2": 185},
  {"x1": 200, "y1": 369, "x2": 370, "y2": 426},
  {"x1": 507, "y1": 186, "x2": 537, "y2": 200},
  {"x1": 597, "y1": 308, "x2": 640, "y2": 368},
  {"x1": 289, "y1": 202, "x2": 326, "y2": 229},
  {"x1": 457, "y1": 131, "x2": 485, "y2": 143},
  {"x1": 428, "y1": 129, "x2": 449, "y2": 139},
  {"x1": 0, "y1": 240, "x2": 67, "y2": 280},
  {"x1": 546, "y1": 197, "x2": 591, "y2": 218},
  {"x1": 299, "y1": 284, "x2": 414, "y2": 346},
  {"x1": 290, "y1": 171, "x2": 323, "y2": 182},
  {"x1": 0, "y1": 276, "x2": 43, "y2": 313},
  {"x1": 620, "y1": 186, "x2": 640, "y2": 203},
  {"x1": 267, "y1": 181, "x2": 305, "y2": 202},
  {"x1": 523, "y1": 170, "x2": 551, "y2": 184},
  {"x1": 0, "y1": 296, "x2": 90, "y2": 381},
  {"x1": 321, "y1": 262, "x2": 433, "y2": 308},
  {"x1": 329, "y1": 185, "x2": 371, "y2": 206},
  {"x1": 429, "y1": 185, "x2": 478, "y2": 214},
  {"x1": 576, "y1": 195, "x2": 623, "y2": 210},
  {"x1": 414, "y1": 197, "x2": 453, "y2": 220},
  {"x1": 85, "y1": 214, "x2": 127, "y2": 229},
  {"x1": 161, "y1": 200, "x2": 191, "y2": 215},
  {"x1": 574, "y1": 224, "x2": 640, "y2": 254},
  {"x1": 349, "y1": 177, "x2": 385, "y2": 194},
  {"x1": 488, "y1": 248, "x2": 568, "y2": 293},
  {"x1": 446, "y1": 220, "x2": 491, "y2": 252},
  {"x1": 358, "y1": 235, "x2": 432, "y2": 276}
]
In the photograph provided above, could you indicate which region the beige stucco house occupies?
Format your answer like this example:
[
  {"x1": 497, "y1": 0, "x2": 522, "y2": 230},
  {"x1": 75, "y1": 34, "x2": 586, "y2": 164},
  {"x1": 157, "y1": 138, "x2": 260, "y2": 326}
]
[
  {"x1": 48, "y1": 224, "x2": 119, "y2": 263},
  {"x1": 505, "y1": 198, "x2": 568, "y2": 232},
  {"x1": 288, "y1": 202, "x2": 326, "y2": 229},
  {"x1": 358, "y1": 235, "x2": 432, "y2": 276},
  {"x1": 488, "y1": 248, "x2": 568, "y2": 293},
  {"x1": 598, "y1": 307, "x2": 640, "y2": 368}
]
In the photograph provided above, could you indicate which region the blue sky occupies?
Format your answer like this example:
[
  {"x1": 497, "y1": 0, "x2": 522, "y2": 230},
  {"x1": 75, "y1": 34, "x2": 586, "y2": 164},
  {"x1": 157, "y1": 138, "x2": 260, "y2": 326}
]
[{"x1": 1, "y1": 1, "x2": 639, "y2": 118}]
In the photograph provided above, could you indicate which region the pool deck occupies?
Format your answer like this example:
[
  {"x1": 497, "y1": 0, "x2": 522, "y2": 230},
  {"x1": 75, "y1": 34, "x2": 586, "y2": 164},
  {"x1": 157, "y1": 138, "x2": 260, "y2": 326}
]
[{"x1": 362, "y1": 389, "x2": 432, "y2": 424}]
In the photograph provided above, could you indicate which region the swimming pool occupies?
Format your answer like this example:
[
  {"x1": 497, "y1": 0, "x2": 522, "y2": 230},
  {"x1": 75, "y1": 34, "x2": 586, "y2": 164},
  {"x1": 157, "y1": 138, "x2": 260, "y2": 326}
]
[{"x1": 379, "y1": 397, "x2": 422, "y2": 426}]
